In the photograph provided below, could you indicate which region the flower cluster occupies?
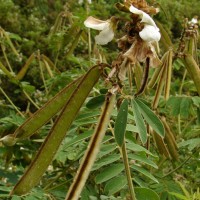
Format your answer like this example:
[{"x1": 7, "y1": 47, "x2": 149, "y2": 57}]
[
  {"x1": 84, "y1": 4, "x2": 160, "y2": 44},
  {"x1": 84, "y1": 1, "x2": 162, "y2": 80}
]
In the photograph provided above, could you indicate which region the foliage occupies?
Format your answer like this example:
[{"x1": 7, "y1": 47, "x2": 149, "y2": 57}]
[{"x1": 0, "y1": 0, "x2": 200, "y2": 199}]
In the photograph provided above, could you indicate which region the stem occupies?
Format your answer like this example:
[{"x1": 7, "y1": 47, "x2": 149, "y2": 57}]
[
  {"x1": 157, "y1": 156, "x2": 167, "y2": 169},
  {"x1": 22, "y1": 90, "x2": 40, "y2": 110},
  {"x1": 16, "y1": 53, "x2": 35, "y2": 80},
  {"x1": 85, "y1": 0, "x2": 91, "y2": 64},
  {"x1": 182, "y1": 116, "x2": 196, "y2": 134},
  {"x1": 179, "y1": 69, "x2": 187, "y2": 95},
  {"x1": 177, "y1": 114, "x2": 181, "y2": 135},
  {"x1": 38, "y1": 51, "x2": 48, "y2": 94},
  {"x1": 45, "y1": 178, "x2": 72, "y2": 192},
  {"x1": 2, "y1": 28, "x2": 19, "y2": 57},
  {"x1": 0, "y1": 61, "x2": 15, "y2": 80},
  {"x1": 121, "y1": 142, "x2": 137, "y2": 200},
  {"x1": 162, "y1": 147, "x2": 199, "y2": 178},
  {"x1": 0, "y1": 87, "x2": 24, "y2": 118},
  {"x1": 1, "y1": 44, "x2": 14, "y2": 73},
  {"x1": 109, "y1": 123, "x2": 136, "y2": 200},
  {"x1": 88, "y1": 28, "x2": 92, "y2": 64},
  {"x1": 65, "y1": 30, "x2": 83, "y2": 58},
  {"x1": 44, "y1": 171, "x2": 65, "y2": 190},
  {"x1": 177, "y1": 69, "x2": 187, "y2": 135}
]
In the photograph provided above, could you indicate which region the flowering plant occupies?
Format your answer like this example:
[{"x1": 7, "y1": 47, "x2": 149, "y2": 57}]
[
  {"x1": 5, "y1": 1, "x2": 199, "y2": 200},
  {"x1": 84, "y1": 0, "x2": 162, "y2": 97}
]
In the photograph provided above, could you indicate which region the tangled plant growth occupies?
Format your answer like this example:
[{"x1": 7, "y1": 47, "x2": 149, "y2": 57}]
[{"x1": 0, "y1": 0, "x2": 200, "y2": 199}]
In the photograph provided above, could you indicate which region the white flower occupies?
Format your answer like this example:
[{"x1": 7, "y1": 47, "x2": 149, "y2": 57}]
[
  {"x1": 189, "y1": 17, "x2": 198, "y2": 25},
  {"x1": 129, "y1": 5, "x2": 161, "y2": 42},
  {"x1": 84, "y1": 16, "x2": 115, "y2": 45},
  {"x1": 78, "y1": 0, "x2": 91, "y2": 4}
]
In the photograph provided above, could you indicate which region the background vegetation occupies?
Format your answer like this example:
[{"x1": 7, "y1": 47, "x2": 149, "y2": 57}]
[{"x1": 0, "y1": 0, "x2": 199, "y2": 199}]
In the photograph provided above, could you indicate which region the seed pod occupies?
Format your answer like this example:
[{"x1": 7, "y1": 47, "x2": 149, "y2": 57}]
[
  {"x1": 164, "y1": 49, "x2": 173, "y2": 100},
  {"x1": 152, "y1": 63, "x2": 166, "y2": 109},
  {"x1": 151, "y1": 128, "x2": 171, "y2": 159},
  {"x1": 11, "y1": 64, "x2": 104, "y2": 195},
  {"x1": 161, "y1": 117, "x2": 179, "y2": 160},
  {"x1": 65, "y1": 93, "x2": 116, "y2": 200},
  {"x1": 183, "y1": 54, "x2": 200, "y2": 95}
]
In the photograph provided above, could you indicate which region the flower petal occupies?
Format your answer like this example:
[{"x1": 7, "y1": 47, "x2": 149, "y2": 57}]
[
  {"x1": 79, "y1": 0, "x2": 92, "y2": 4},
  {"x1": 139, "y1": 25, "x2": 161, "y2": 42},
  {"x1": 95, "y1": 26, "x2": 114, "y2": 45},
  {"x1": 189, "y1": 18, "x2": 198, "y2": 24},
  {"x1": 84, "y1": 16, "x2": 109, "y2": 30},
  {"x1": 129, "y1": 5, "x2": 160, "y2": 42},
  {"x1": 129, "y1": 5, "x2": 143, "y2": 15},
  {"x1": 140, "y1": 12, "x2": 157, "y2": 28},
  {"x1": 129, "y1": 5, "x2": 157, "y2": 27}
]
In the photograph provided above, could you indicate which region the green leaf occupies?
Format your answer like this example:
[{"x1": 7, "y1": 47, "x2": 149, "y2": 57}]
[
  {"x1": 21, "y1": 82, "x2": 36, "y2": 94},
  {"x1": 11, "y1": 196, "x2": 22, "y2": 200},
  {"x1": 8, "y1": 32, "x2": 22, "y2": 41},
  {"x1": 95, "y1": 163, "x2": 124, "y2": 184},
  {"x1": 86, "y1": 95, "x2": 105, "y2": 109},
  {"x1": 132, "y1": 99, "x2": 147, "y2": 144},
  {"x1": 24, "y1": 196, "x2": 38, "y2": 200},
  {"x1": 92, "y1": 154, "x2": 120, "y2": 171},
  {"x1": 97, "y1": 143, "x2": 117, "y2": 159},
  {"x1": 104, "y1": 175, "x2": 127, "y2": 195},
  {"x1": 74, "y1": 118, "x2": 98, "y2": 126},
  {"x1": 128, "y1": 153, "x2": 158, "y2": 169},
  {"x1": 75, "y1": 110, "x2": 100, "y2": 121},
  {"x1": 126, "y1": 142, "x2": 156, "y2": 157},
  {"x1": 131, "y1": 165, "x2": 158, "y2": 183},
  {"x1": 135, "y1": 187, "x2": 159, "y2": 200},
  {"x1": 114, "y1": 99, "x2": 129, "y2": 147},
  {"x1": 178, "y1": 138, "x2": 200, "y2": 151},
  {"x1": 169, "y1": 192, "x2": 189, "y2": 200},
  {"x1": 126, "y1": 124, "x2": 138, "y2": 132},
  {"x1": 64, "y1": 130, "x2": 93, "y2": 149},
  {"x1": 192, "y1": 96, "x2": 200, "y2": 107},
  {"x1": 135, "y1": 98, "x2": 165, "y2": 137},
  {"x1": 180, "y1": 97, "x2": 192, "y2": 118},
  {"x1": 167, "y1": 96, "x2": 193, "y2": 118},
  {"x1": 112, "y1": 109, "x2": 134, "y2": 121},
  {"x1": 134, "y1": 176, "x2": 148, "y2": 188},
  {"x1": 167, "y1": 97, "x2": 182, "y2": 116}
]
